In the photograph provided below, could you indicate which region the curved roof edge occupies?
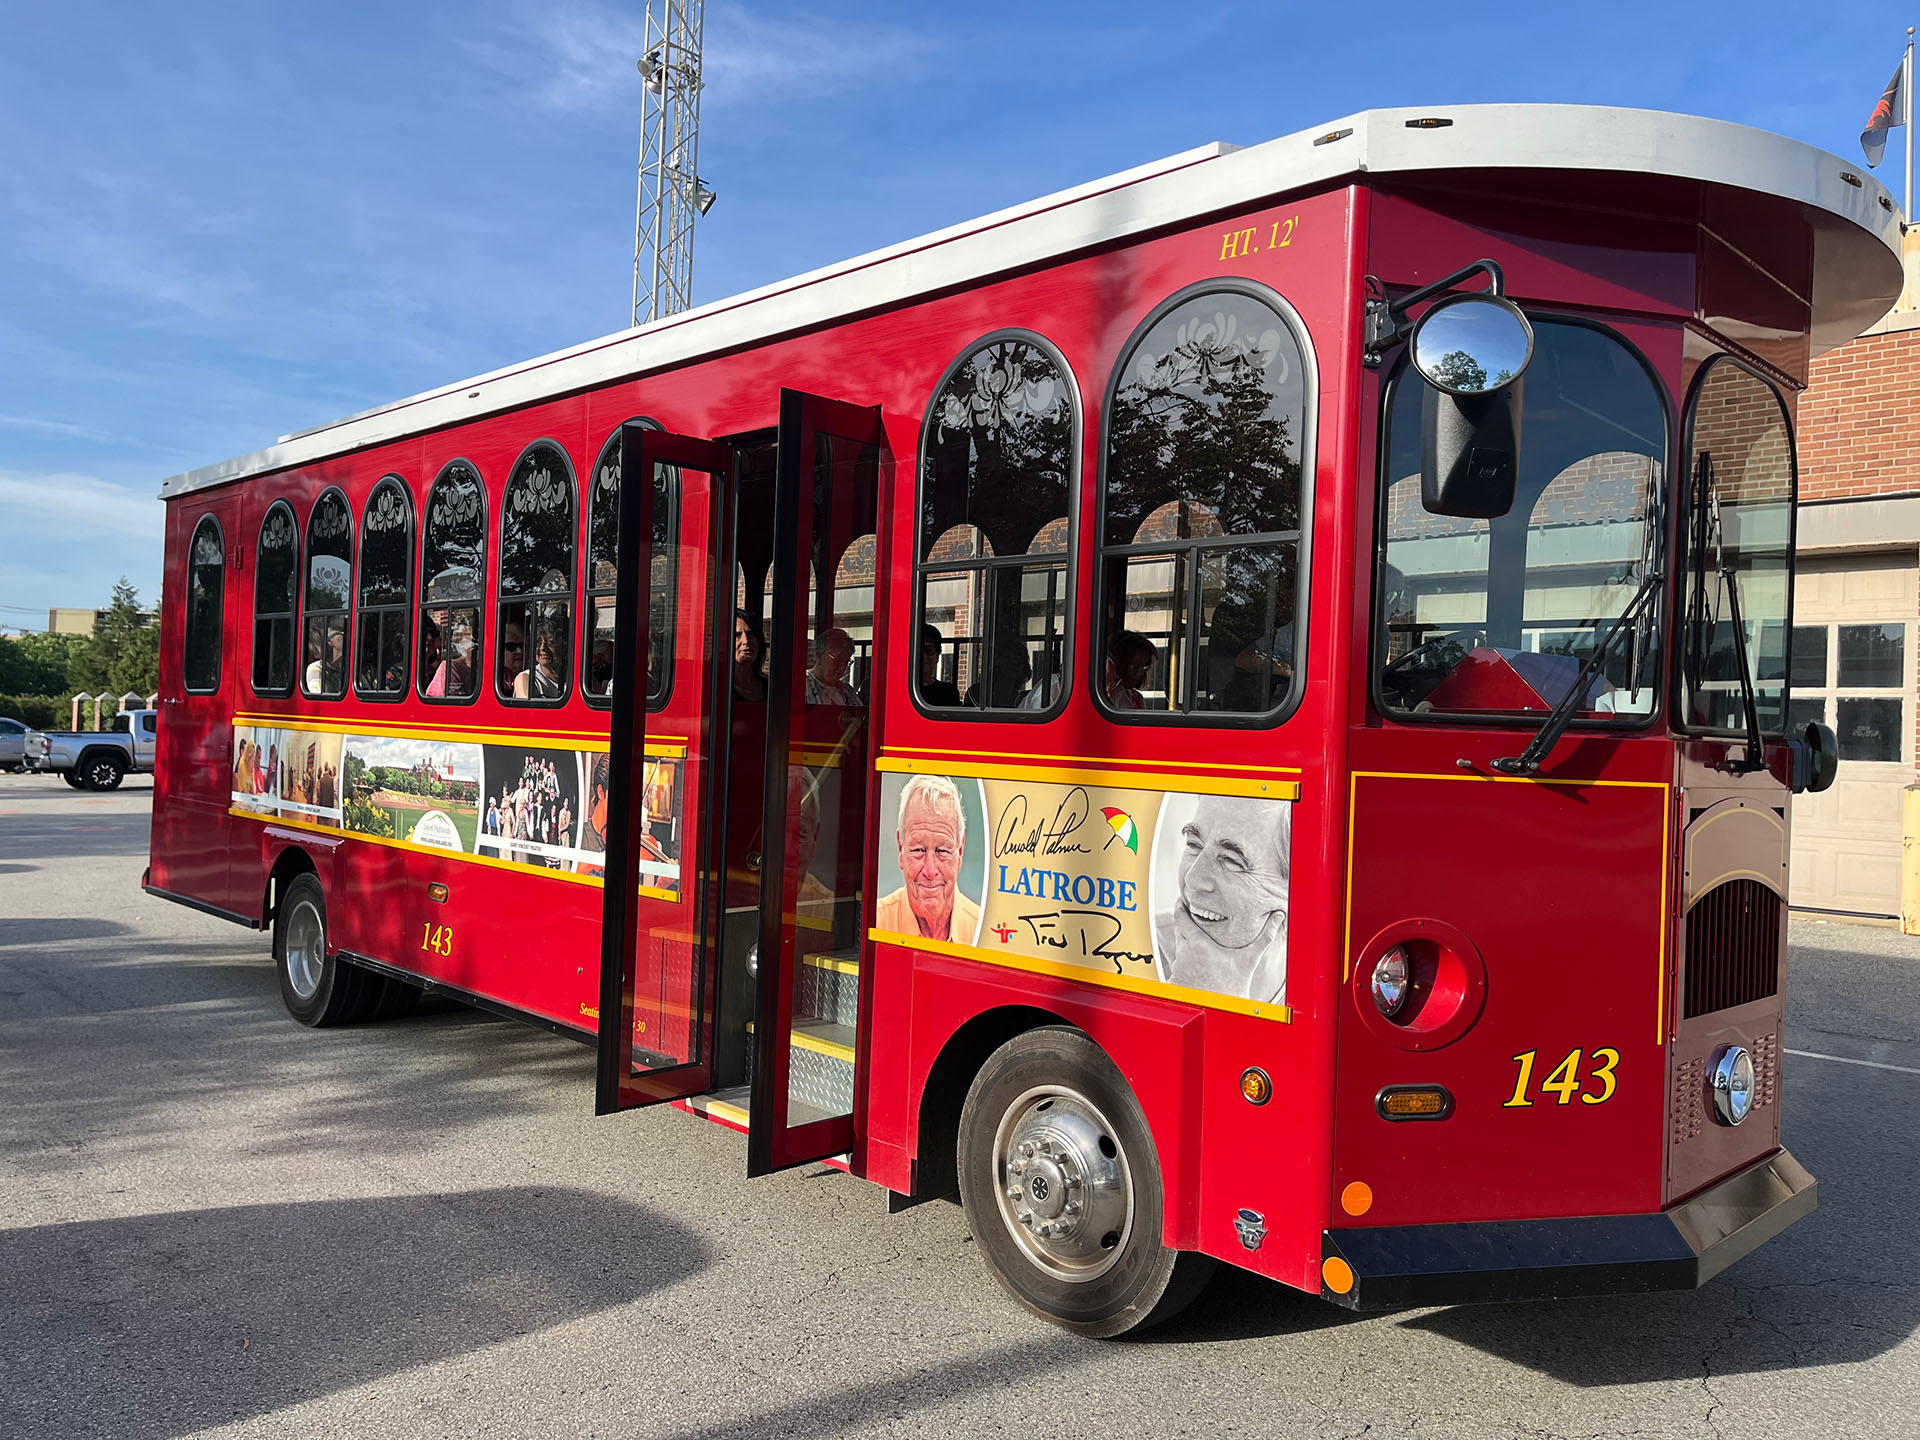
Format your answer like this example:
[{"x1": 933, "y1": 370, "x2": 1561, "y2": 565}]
[{"x1": 162, "y1": 104, "x2": 1904, "y2": 500}]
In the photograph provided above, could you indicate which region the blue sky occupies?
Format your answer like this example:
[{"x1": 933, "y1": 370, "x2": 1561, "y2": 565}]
[{"x1": 0, "y1": 2, "x2": 1910, "y2": 625}]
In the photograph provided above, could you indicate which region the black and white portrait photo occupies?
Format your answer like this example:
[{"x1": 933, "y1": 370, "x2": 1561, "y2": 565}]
[{"x1": 1148, "y1": 792, "x2": 1291, "y2": 1005}]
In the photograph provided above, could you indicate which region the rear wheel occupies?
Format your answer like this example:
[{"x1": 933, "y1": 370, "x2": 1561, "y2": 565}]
[
  {"x1": 80, "y1": 752, "x2": 124, "y2": 790},
  {"x1": 61, "y1": 770, "x2": 85, "y2": 788},
  {"x1": 275, "y1": 874, "x2": 374, "y2": 1026},
  {"x1": 957, "y1": 1026, "x2": 1214, "y2": 1337}
]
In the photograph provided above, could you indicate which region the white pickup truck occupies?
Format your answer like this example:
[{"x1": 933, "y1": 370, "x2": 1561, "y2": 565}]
[{"x1": 24, "y1": 709, "x2": 158, "y2": 790}]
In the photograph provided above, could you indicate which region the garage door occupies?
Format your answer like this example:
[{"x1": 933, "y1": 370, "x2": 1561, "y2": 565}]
[{"x1": 1789, "y1": 555, "x2": 1916, "y2": 918}]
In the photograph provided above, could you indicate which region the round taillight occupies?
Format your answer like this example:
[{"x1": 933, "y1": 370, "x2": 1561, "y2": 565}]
[{"x1": 1370, "y1": 946, "x2": 1412, "y2": 1019}]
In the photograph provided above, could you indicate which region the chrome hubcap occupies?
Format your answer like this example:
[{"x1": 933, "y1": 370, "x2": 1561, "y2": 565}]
[
  {"x1": 992, "y1": 1085, "x2": 1133, "y2": 1283},
  {"x1": 284, "y1": 899, "x2": 324, "y2": 1001}
]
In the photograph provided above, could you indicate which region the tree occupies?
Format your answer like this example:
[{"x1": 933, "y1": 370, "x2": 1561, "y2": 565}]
[
  {"x1": 70, "y1": 579, "x2": 158, "y2": 699},
  {"x1": 0, "y1": 631, "x2": 80, "y2": 694}
]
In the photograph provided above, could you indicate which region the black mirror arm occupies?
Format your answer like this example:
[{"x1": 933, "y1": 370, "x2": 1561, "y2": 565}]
[
  {"x1": 1364, "y1": 259, "x2": 1508, "y2": 366},
  {"x1": 1492, "y1": 569, "x2": 1662, "y2": 776}
]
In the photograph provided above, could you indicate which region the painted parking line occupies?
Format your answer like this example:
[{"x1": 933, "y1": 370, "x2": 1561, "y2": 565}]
[{"x1": 1787, "y1": 1048, "x2": 1920, "y2": 1076}]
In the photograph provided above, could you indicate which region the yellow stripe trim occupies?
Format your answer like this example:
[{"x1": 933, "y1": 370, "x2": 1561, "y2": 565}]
[
  {"x1": 792, "y1": 1030, "x2": 856, "y2": 1063},
  {"x1": 231, "y1": 712, "x2": 689, "y2": 758},
  {"x1": 697, "y1": 1098, "x2": 751, "y2": 1127},
  {"x1": 1657, "y1": 787, "x2": 1671, "y2": 1046},
  {"x1": 869, "y1": 927, "x2": 1291, "y2": 1023},
  {"x1": 801, "y1": 953, "x2": 861, "y2": 976},
  {"x1": 230, "y1": 805, "x2": 678, "y2": 902},
  {"x1": 887, "y1": 745, "x2": 1302, "y2": 776},
  {"x1": 874, "y1": 756, "x2": 1300, "y2": 801}
]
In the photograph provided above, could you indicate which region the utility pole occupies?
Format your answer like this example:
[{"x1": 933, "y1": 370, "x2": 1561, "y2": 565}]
[{"x1": 631, "y1": 0, "x2": 713, "y2": 327}]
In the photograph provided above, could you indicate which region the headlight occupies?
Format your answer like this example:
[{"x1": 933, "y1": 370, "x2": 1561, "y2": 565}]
[
  {"x1": 1710, "y1": 1045, "x2": 1756, "y2": 1126},
  {"x1": 1370, "y1": 946, "x2": 1411, "y2": 1019}
]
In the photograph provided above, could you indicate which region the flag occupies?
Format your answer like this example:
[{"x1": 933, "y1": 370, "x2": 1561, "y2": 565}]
[{"x1": 1862, "y1": 60, "x2": 1907, "y2": 168}]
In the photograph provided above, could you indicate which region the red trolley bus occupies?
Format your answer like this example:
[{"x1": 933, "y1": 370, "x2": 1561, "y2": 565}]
[{"x1": 147, "y1": 105, "x2": 1901, "y2": 1335}]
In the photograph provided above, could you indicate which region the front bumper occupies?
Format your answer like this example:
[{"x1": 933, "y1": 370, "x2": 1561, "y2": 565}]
[{"x1": 1321, "y1": 1148, "x2": 1815, "y2": 1310}]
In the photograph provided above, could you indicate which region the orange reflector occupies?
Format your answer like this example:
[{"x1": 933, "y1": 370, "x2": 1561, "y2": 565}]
[
  {"x1": 1322, "y1": 1256, "x2": 1355, "y2": 1294},
  {"x1": 428, "y1": 883, "x2": 449, "y2": 903},
  {"x1": 1239, "y1": 1067, "x2": 1272, "y2": 1105},
  {"x1": 1376, "y1": 1085, "x2": 1453, "y2": 1120},
  {"x1": 1340, "y1": 1181, "x2": 1373, "y2": 1216}
]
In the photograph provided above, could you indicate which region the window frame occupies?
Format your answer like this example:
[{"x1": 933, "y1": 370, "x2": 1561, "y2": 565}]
[
  {"x1": 183, "y1": 513, "x2": 225, "y2": 695},
  {"x1": 1368, "y1": 310, "x2": 1672, "y2": 733},
  {"x1": 582, "y1": 417, "x2": 677, "y2": 713},
  {"x1": 1093, "y1": 279, "x2": 1317, "y2": 730},
  {"x1": 495, "y1": 437, "x2": 579, "y2": 709},
  {"x1": 299, "y1": 486, "x2": 354, "y2": 701},
  {"x1": 909, "y1": 327, "x2": 1083, "y2": 724},
  {"x1": 1671, "y1": 351, "x2": 1800, "y2": 741},
  {"x1": 415, "y1": 458, "x2": 489, "y2": 707},
  {"x1": 353, "y1": 474, "x2": 415, "y2": 703},
  {"x1": 250, "y1": 498, "x2": 301, "y2": 699}
]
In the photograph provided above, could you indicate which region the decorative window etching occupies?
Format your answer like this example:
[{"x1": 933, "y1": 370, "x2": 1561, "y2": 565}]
[
  {"x1": 302, "y1": 488, "x2": 353, "y2": 699},
  {"x1": 499, "y1": 442, "x2": 576, "y2": 705},
  {"x1": 356, "y1": 476, "x2": 413, "y2": 698},
  {"x1": 418, "y1": 461, "x2": 487, "y2": 701},
  {"x1": 584, "y1": 421, "x2": 676, "y2": 709},
  {"x1": 252, "y1": 500, "x2": 300, "y2": 696},
  {"x1": 185, "y1": 515, "x2": 224, "y2": 693}
]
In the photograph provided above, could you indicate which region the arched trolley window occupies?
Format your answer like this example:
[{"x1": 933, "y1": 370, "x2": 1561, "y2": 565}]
[
  {"x1": 183, "y1": 515, "x2": 224, "y2": 694},
  {"x1": 584, "y1": 420, "x2": 677, "y2": 710},
  {"x1": 914, "y1": 333, "x2": 1077, "y2": 715},
  {"x1": 301, "y1": 487, "x2": 353, "y2": 699},
  {"x1": 498, "y1": 440, "x2": 576, "y2": 705},
  {"x1": 1095, "y1": 284, "x2": 1312, "y2": 722},
  {"x1": 251, "y1": 499, "x2": 300, "y2": 697},
  {"x1": 355, "y1": 477, "x2": 414, "y2": 699},
  {"x1": 417, "y1": 460, "x2": 487, "y2": 703}
]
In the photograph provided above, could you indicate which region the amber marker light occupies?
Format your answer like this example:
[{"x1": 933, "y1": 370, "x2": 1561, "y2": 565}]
[
  {"x1": 1340, "y1": 1181, "x2": 1373, "y2": 1216},
  {"x1": 428, "y1": 883, "x2": 449, "y2": 903},
  {"x1": 1240, "y1": 1067, "x2": 1272, "y2": 1105},
  {"x1": 1375, "y1": 1085, "x2": 1454, "y2": 1121},
  {"x1": 1322, "y1": 1256, "x2": 1355, "y2": 1295}
]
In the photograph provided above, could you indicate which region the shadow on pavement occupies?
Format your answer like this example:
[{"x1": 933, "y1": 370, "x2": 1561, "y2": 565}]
[
  {"x1": 1, "y1": 1186, "x2": 710, "y2": 1440},
  {"x1": 1134, "y1": 1262, "x2": 1364, "y2": 1344},
  {"x1": 0, "y1": 811, "x2": 152, "y2": 862}
]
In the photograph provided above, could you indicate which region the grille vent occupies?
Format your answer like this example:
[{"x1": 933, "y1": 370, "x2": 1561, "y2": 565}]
[{"x1": 1683, "y1": 879, "x2": 1782, "y2": 1019}]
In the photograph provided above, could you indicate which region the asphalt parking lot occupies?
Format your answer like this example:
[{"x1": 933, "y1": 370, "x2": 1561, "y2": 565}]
[{"x1": 2, "y1": 771, "x2": 1917, "y2": 1439}]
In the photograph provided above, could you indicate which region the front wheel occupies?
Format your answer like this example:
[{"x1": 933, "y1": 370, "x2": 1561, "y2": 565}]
[
  {"x1": 275, "y1": 874, "x2": 374, "y2": 1026},
  {"x1": 957, "y1": 1026, "x2": 1214, "y2": 1337}
]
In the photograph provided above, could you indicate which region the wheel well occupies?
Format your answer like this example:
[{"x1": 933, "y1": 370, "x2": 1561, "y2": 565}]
[
  {"x1": 911, "y1": 1004, "x2": 1072, "y2": 1202},
  {"x1": 265, "y1": 847, "x2": 317, "y2": 930},
  {"x1": 76, "y1": 746, "x2": 123, "y2": 770}
]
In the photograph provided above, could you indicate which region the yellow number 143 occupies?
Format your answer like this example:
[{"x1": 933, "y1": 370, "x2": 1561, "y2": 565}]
[{"x1": 1505, "y1": 1047, "x2": 1619, "y2": 1107}]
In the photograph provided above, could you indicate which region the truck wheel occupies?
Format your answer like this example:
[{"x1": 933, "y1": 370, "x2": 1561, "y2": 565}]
[
  {"x1": 956, "y1": 1026, "x2": 1214, "y2": 1337},
  {"x1": 275, "y1": 874, "x2": 373, "y2": 1026},
  {"x1": 61, "y1": 770, "x2": 85, "y2": 788},
  {"x1": 80, "y1": 753, "x2": 124, "y2": 791}
]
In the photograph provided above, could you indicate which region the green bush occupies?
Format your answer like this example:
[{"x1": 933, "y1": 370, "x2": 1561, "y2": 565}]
[{"x1": 0, "y1": 694, "x2": 63, "y2": 730}]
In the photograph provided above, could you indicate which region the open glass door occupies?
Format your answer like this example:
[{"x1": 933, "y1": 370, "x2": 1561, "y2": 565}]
[
  {"x1": 749, "y1": 390, "x2": 887, "y2": 1174},
  {"x1": 596, "y1": 425, "x2": 734, "y2": 1113}
]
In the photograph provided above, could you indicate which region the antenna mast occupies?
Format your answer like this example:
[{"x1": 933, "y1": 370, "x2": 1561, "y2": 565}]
[{"x1": 631, "y1": 0, "x2": 713, "y2": 326}]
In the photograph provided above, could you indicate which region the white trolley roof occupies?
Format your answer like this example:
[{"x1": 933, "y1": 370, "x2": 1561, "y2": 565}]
[{"x1": 162, "y1": 104, "x2": 1905, "y2": 501}]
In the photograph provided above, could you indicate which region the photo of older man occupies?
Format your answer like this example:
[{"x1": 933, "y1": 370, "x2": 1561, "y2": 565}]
[
  {"x1": 1151, "y1": 792, "x2": 1290, "y2": 1005},
  {"x1": 875, "y1": 774, "x2": 982, "y2": 944}
]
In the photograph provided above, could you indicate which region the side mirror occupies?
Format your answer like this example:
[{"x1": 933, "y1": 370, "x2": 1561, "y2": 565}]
[
  {"x1": 1789, "y1": 720, "x2": 1838, "y2": 794},
  {"x1": 1412, "y1": 294, "x2": 1534, "y2": 520}
]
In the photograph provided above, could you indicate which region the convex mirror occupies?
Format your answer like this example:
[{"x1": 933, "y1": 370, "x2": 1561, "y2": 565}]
[{"x1": 1411, "y1": 293, "x2": 1534, "y2": 396}]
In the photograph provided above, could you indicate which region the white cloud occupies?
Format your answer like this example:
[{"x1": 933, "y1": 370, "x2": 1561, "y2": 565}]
[
  {"x1": 467, "y1": 2, "x2": 927, "y2": 113},
  {"x1": 0, "y1": 471, "x2": 164, "y2": 545}
]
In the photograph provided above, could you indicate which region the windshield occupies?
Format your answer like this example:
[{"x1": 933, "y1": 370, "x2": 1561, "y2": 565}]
[
  {"x1": 1375, "y1": 319, "x2": 1668, "y2": 719},
  {"x1": 1678, "y1": 358, "x2": 1794, "y2": 734}
]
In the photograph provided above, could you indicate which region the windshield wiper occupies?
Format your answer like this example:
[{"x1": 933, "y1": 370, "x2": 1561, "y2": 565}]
[
  {"x1": 1492, "y1": 567, "x2": 1663, "y2": 776},
  {"x1": 1707, "y1": 480, "x2": 1769, "y2": 775}
]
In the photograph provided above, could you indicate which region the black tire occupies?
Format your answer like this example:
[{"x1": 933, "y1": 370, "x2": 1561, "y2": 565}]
[
  {"x1": 367, "y1": 976, "x2": 423, "y2": 1022},
  {"x1": 957, "y1": 1026, "x2": 1215, "y2": 1337},
  {"x1": 274, "y1": 874, "x2": 375, "y2": 1026},
  {"x1": 61, "y1": 770, "x2": 85, "y2": 788},
  {"x1": 79, "y1": 752, "x2": 124, "y2": 791}
]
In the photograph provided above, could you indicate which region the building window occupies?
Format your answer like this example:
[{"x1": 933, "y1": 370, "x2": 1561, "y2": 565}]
[
  {"x1": 1097, "y1": 285, "x2": 1309, "y2": 721},
  {"x1": 915, "y1": 334, "x2": 1076, "y2": 714},
  {"x1": 498, "y1": 441, "x2": 576, "y2": 705},
  {"x1": 418, "y1": 460, "x2": 487, "y2": 702},
  {"x1": 1788, "y1": 619, "x2": 1910, "y2": 764},
  {"x1": 355, "y1": 477, "x2": 413, "y2": 699},
  {"x1": 184, "y1": 515, "x2": 224, "y2": 694},
  {"x1": 584, "y1": 421, "x2": 677, "y2": 709},
  {"x1": 300, "y1": 488, "x2": 353, "y2": 699},
  {"x1": 251, "y1": 500, "x2": 300, "y2": 696}
]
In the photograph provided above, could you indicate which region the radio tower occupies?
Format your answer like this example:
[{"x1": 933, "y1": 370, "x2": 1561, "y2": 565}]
[{"x1": 631, "y1": 0, "x2": 713, "y2": 326}]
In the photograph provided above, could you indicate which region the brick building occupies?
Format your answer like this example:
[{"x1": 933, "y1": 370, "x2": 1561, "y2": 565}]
[{"x1": 1792, "y1": 230, "x2": 1920, "y2": 917}]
